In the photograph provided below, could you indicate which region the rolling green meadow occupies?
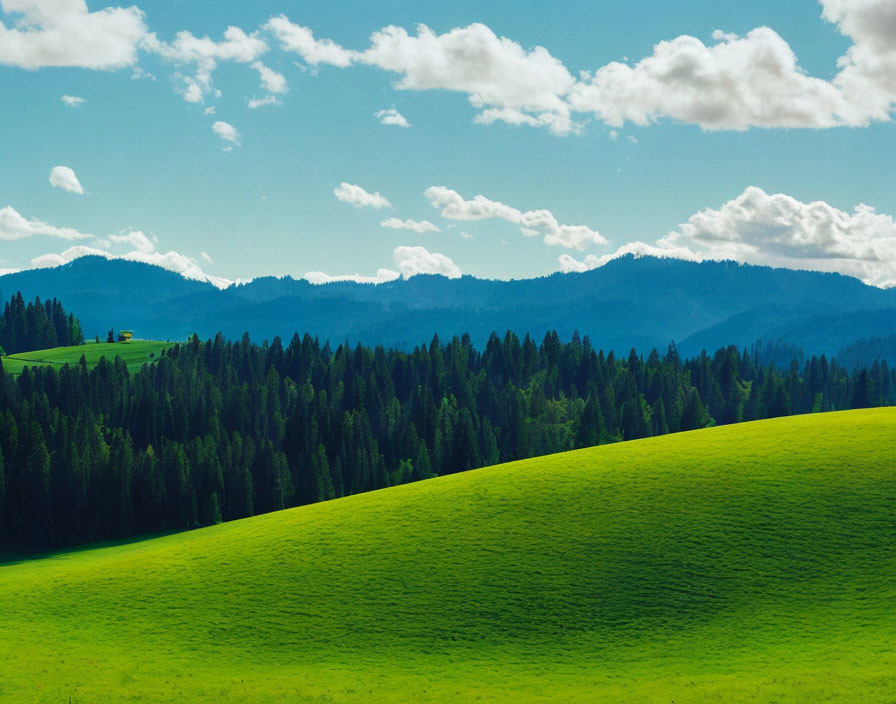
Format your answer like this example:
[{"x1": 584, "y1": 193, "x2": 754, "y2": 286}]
[
  {"x1": 0, "y1": 408, "x2": 893, "y2": 703},
  {"x1": 0, "y1": 340, "x2": 172, "y2": 375}
]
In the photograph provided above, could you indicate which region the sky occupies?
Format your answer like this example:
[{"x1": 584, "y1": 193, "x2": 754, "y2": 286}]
[{"x1": 1, "y1": 0, "x2": 895, "y2": 288}]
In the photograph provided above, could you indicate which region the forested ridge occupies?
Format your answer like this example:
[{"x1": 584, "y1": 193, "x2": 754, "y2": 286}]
[
  {"x1": 0, "y1": 292, "x2": 84, "y2": 355},
  {"x1": 1, "y1": 328, "x2": 893, "y2": 553}
]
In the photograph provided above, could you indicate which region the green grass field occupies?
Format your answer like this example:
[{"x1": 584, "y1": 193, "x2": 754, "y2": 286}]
[
  {"x1": 1, "y1": 339, "x2": 172, "y2": 375},
  {"x1": 0, "y1": 409, "x2": 893, "y2": 703}
]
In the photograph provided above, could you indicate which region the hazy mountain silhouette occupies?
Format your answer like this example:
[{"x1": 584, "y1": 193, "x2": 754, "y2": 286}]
[{"x1": 3, "y1": 255, "x2": 895, "y2": 355}]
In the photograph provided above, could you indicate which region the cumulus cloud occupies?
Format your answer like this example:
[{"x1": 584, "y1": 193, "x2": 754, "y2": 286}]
[
  {"x1": 247, "y1": 95, "x2": 280, "y2": 108},
  {"x1": 106, "y1": 229, "x2": 155, "y2": 254},
  {"x1": 660, "y1": 186, "x2": 896, "y2": 286},
  {"x1": 425, "y1": 186, "x2": 605, "y2": 250},
  {"x1": 49, "y1": 165, "x2": 84, "y2": 194},
  {"x1": 263, "y1": 15, "x2": 355, "y2": 67},
  {"x1": 822, "y1": 0, "x2": 896, "y2": 124},
  {"x1": 360, "y1": 23, "x2": 577, "y2": 135},
  {"x1": 393, "y1": 245, "x2": 461, "y2": 278},
  {"x1": 7, "y1": 4, "x2": 896, "y2": 134},
  {"x1": 30, "y1": 231, "x2": 231, "y2": 288},
  {"x1": 146, "y1": 25, "x2": 267, "y2": 103},
  {"x1": 260, "y1": 5, "x2": 896, "y2": 134},
  {"x1": 563, "y1": 187, "x2": 896, "y2": 288},
  {"x1": 60, "y1": 94, "x2": 85, "y2": 107},
  {"x1": 0, "y1": 0, "x2": 147, "y2": 70},
  {"x1": 564, "y1": 3, "x2": 896, "y2": 131},
  {"x1": 305, "y1": 245, "x2": 461, "y2": 283},
  {"x1": 251, "y1": 60, "x2": 287, "y2": 93},
  {"x1": 380, "y1": 217, "x2": 440, "y2": 233},
  {"x1": 375, "y1": 108, "x2": 410, "y2": 127},
  {"x1": 304, "y1": 267, "x2": 400, "y2": 285},
  {"x1": 0, "y1": 205, "x2": 91, "y2": 240},
  {"x1": 212, "y1": 120, "x2": 240, "y2": 145},
  {"x1": 334, "y1": 182, "x2": 392, "y2": 209},
  {"x1": 559, "y1": 241, "x2": 702, "y2": 273},
  {"x1": 569, "y1": 28, "x2": 854, "y2": 130},
  {"x1": 31, "y1": 245, "x2": 231, "y2": 288},
  {"x1": 265, "y1": 18, "x2": 576, "y2": 134}
]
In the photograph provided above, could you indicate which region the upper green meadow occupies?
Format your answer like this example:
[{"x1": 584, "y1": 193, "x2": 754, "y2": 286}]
[
  {"x1": 0, "y1": 408, "x2": 893, "y2": 702},
  {"x1": 1, "y1": 339, "x2": 172, "y2": 375}
]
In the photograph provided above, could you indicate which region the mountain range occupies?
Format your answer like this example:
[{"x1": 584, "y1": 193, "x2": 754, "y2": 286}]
[{"x1": 2, "y1": 255, "x2": 895, "y2": 359}]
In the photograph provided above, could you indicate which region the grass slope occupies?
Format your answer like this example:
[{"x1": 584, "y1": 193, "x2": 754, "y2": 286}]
[
  {"x1": 1, "y1": 339, "x2": 172, "y2": 375},
  {"x1": 0, "y1": 409, "x2": 893, "y2": 703}
]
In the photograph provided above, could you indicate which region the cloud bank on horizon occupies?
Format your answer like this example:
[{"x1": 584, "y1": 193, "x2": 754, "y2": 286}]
[
  {"x1": 561, "y1": 187, "x2": 896, "y2": 289},
  {"x1": 1, "y1": 0, "x2": 896, "y2": 288}
]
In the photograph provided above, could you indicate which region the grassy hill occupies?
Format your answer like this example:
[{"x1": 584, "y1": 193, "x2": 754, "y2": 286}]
[
  {"x1": 1, "y1": 339, "x2": 172, "y2": 375},
  {"x1": 0, "y1": 409, "x2": 893, "y2": 703}
]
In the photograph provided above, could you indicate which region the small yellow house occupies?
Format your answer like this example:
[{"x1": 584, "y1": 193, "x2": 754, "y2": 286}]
[{"x1": 118, "y1": 330, "x2": 134, "y2": 342}]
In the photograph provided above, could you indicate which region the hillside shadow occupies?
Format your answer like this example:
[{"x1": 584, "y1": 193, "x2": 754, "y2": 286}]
[{"x1": 0, "y1": 528, "x2": 184, "y2": 567}]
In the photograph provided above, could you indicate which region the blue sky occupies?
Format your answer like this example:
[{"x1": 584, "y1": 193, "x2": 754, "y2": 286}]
[{"x1": 1, "y1": 0, "x2": 895, "y2": 287}]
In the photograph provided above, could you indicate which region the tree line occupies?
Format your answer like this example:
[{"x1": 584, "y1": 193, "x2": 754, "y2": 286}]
[
  {"x1": 0, "y1": 292, "x2": 84, "y2": 355},
  {"x1": 1, "y1": 329, "x2": 893, "y2": 553}
]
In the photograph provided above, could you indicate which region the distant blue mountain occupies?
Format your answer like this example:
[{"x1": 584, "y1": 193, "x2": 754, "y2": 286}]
[{"x1": 2, "y1": 255, "x2": 896, "y2": 356}]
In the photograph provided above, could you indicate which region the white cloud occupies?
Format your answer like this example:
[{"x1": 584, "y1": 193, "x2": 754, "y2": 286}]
[
  {"x1": 565, "y1": 187, "x2": 896, "y2": 288},
  {"x1": 304, "y1": 245, "x2": 461, "y2": 283},
  {"x1": 9, "y1": 6, "x2": 896, "y2": 134},
  {"x1": 569, "y1": 28, "x2": 855, "y2": 131},
  {"x1": 31, "y1": 244, "x2": 107, "y2": 269},
  {"x1": 265, "y1": 18, "x2": 576, "y2": 133},
  {"x1": 5, "y1": 200, "x2": 229, "y2": 288},
  {"x1": 425, "y1": 186, "x2": 522, "y2": 222},
  {"x1": 393, "y1": 245, "x2": 461, "y2": 279},
  {"x1": 380, "y1": 217, "x2": 440, "y2": 233},
  {"x1": 201, "y1": 251, "x2": 212, "y2": 263},
  {"x1": 304, "y1": 267, "x2": 400, "y2": 285},
  {"x1": 247, "y1": 95, "x2": 280, "y2": 109},
  {"x1": 182, "y1": 77, "x2": 203, "y2": 103},
  {"x1": 130, "y1": 65, "x2": 153, "y2": 80},
  {"x1": 264, "y1": 15, "x2": 355, "y2": 67},
  {"x1": 107, "y1": 230, "x2": 155, "y2": 254},
  {"x1": 334, "y1": 182, "x2": 392, "y2": 209},
  {"x1": 146, "y1": 25, "x2": 268, "y2": 103},
  {"x1": 559, "y1": 241, "x2": 702, "y2": 273},
  {"x1": 260, "y1": 6, "x2": 896, "y2": 134},
  {"x1": 0, "y1": 0, "x2": 147, "y2": 70},
  {"x1": 0, "y1": 205, "x2": 91, "y2": 240},
  {"x1": 360, "y1": 23, "x2": 577, "y2": 135},
  {"x1": 425, "y1": 186, "x2": 605, "y2": 250},
  {"x1": 251, "y1": 60, "x2": 287, "y2": 93},
  {"x1": 460, "y1": 231, "x2": 473, "y2": 239},
  {"x1": 660, "y1": 186, "x2": 896, "y2": 286},
  {"x1": 49, "y1": 165, "x2": 84, "y2": 194},
  {"x1": 60, "y1": 94, "x2": 85, "y2": 107},
  {"x1": 203, "y1": 105, "x2": 216, "y2": 115},
  {"x1": 375, "y1": 108, "x2": 410, "y2": 127},
  {"x1": 822, "y1": 0, "x2": 896, "y2": 125},
  {"x1": 30, "y1": 240, "x2": 231, "y2": 289},
  {"x1": 212, "y1": 120, "x2": 240, "y2": 145}
]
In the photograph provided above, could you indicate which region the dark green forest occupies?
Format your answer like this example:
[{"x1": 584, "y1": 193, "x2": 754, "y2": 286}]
[
  {"x1": 1, "y1": 325, "x2": 893, "y2": 553},
  {"x1": 0, "y1": 293, "x2": 84, "y2": 355}
]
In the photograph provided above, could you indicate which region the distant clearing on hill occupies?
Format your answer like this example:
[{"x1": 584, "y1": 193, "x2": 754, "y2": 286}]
[{"x1": 1, "y1": 340, "x2": 173, "y2": 375}]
